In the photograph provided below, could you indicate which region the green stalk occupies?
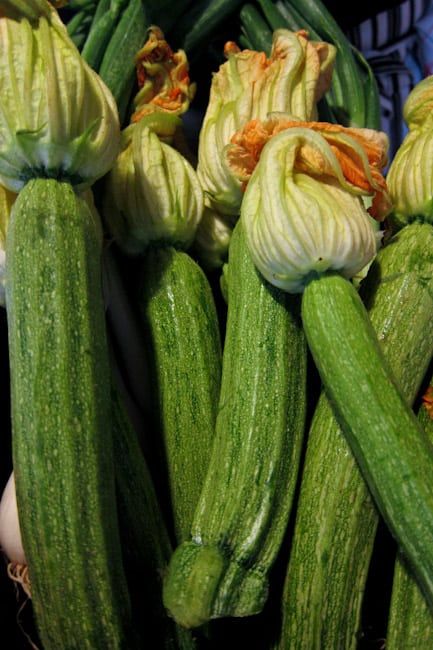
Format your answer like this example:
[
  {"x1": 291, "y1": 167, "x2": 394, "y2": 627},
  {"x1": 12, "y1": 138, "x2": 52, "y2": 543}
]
[
  {"x1": 300, "y1": 269, "x2": 433, "y2": 614},
  {"x1": 278, "y1": 221, "x2": 433, "y2": 648}
]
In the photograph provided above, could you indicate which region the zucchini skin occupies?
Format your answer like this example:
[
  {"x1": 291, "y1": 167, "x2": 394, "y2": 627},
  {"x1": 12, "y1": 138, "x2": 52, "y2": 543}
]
[
  {"x1": 111, "y1": 384, "x2": 197, "y2": 650},
  {"x1": 299, "y1": 236, "x2": 433, "y2": 622},
  {"x1": 279, "y1": 223, "x2": 433, "y2": 649},
  {"x1": 138, "y1": 245, "x2": 222, "y2": 545},
  {"x1": 386, "y1": 388, "x2": 433, "y2": 649},
  {"x1": 6, "y1": 178, "x2": 133, "y2": 649},
  {"x1": 163, "y1": 219, "x2": 308, "y2": 628}
]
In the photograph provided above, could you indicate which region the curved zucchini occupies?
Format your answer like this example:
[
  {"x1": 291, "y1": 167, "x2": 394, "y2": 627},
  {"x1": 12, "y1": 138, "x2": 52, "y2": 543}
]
[
  {"x1": 299, "y1": 238, "x2": 433, "y2": 622},
  {"x1": 280, "y1": 223, "x2": 433, "y2": 649},
  {"x1": 6, "y1": 178, "x2": 133, "y2": 649},
  {"x1": 163, "y1": 219, "x2": 308, "y2": 628},
  {"x1": 137, "y1": 245, "x2": 222, "y2": 545}
]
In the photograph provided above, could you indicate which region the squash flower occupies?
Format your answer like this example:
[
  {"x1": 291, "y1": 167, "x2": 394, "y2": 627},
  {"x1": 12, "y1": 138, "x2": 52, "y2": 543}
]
[
  {"x1": 196, "y1": 29, "x2": 336, "y2": 219},
  {"x1": 225, "y1": 115, "x2": 391, "y2": 293},
  {"x1": 0, "y1": 0, "x2": 120, "y2": 192},
  {"x1": 193, "y1": 29, "x2": 336, "y2": 268},
  {"x1": 131, "y1": 25, "x2": 196, "y2": 123},
  {"x1": 386, "y1": 75, "x2": 433, "y2": 230},
  {"x1": 102, "y1": 116, "x2": 204, "y2": 254}
]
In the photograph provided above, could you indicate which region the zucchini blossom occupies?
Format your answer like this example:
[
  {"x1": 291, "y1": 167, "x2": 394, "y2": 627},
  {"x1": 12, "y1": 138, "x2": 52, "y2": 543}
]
[
  {"x1": 197, "y1": 29, "x2": 336, "y2": 218},
  {"x1": 194, "y1": 29, "x2": 336, "y2": 268},
  {"x1": 102, "y1": 116, "x2": 204, "y2": 254},
  {"x1": 226, "y1": 115, "x2": 391, "y2": 293},
  {"x1": 386, "y1": 75, "x2": 433, "y2": 229},
  {"x1": 131, "y1": 25, "x2": 196, "y2": 124},
  {"x1": 0, "y1": 0, "x2": 120, "y2": 192}
]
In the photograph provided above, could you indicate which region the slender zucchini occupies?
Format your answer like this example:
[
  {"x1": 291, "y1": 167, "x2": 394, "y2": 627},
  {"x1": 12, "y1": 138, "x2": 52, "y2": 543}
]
[
  {"x1": 137, "y1": 245, "x2": 222, "y2": 545},
  {"x1": 111, "y1": 383, "x2": 197, "y2": 649},
  {"x1": 386, "y1": 375, "x2": 433, "y2": 649},
  {"x1": 163, "y1": 219, "x2": 308, "y2": 628},
  {"x1": 278, "y1": 221, "x2": 433, "y2": 648},
  {"x1": 6, "y1": 178, "x2": 133, "y2": 649},
  {"x1": 97, "y1": 0, "x2": 150, "y2": 124},
  {"x1": 299, "y1": 262, "x2": 433, "y2": 617}
]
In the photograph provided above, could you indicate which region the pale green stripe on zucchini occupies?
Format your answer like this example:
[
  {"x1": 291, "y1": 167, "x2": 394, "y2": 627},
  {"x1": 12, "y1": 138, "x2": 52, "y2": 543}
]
[
  {"x1": 6, "y1": 178, "x2": 133, "y2": 649},
  {"x1": 163, "y1": 219, "x2": 308, "y2": 628},
  {"x1": 299, "y1": 237, "x2": 433, "y2": 622},
  {"x1": 138, "y1": 245, "x2": 222, "y2": 545}
]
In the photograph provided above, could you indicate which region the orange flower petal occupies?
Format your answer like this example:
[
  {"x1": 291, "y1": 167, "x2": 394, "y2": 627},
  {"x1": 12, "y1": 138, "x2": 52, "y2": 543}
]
[{"x1": 226, "y1": 116, "x2": 392, "y2": 220}]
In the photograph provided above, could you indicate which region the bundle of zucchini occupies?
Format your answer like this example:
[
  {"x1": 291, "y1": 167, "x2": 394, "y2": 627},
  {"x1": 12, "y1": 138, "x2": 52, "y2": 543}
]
[{"x1": 2, "y1": 1, "x2": 433, "y2": 649}]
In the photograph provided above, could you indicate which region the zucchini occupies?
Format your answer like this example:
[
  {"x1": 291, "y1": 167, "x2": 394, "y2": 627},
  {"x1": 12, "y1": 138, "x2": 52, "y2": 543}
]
[
  {"x1": 300, "y1": 265, "x2": 433, "y2": 616},
  {"x1": 6, "y1": 178, "x2": 133, "y2": 649},
  {"x1": 162, "y1": 219, "x2": 308, "y2": 628},
  {"x1": 386, "y1": 376, "x2": 433, "y2": 649},
  {"x1": 97, "y1": 0, "x2": 150, "y2": 125},
  {"x1": 278, "y1": 221, "x2": 433, "y2": 648},
  {"x1": 137, "y1": 245, "x2": 222, "y2": 545},
  {"x1": 111, "y1": 383, "x2": 197, "y2": 649}
]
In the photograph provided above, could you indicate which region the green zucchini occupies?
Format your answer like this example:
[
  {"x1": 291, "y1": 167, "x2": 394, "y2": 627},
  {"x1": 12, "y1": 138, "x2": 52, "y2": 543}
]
[
  {"x1": 278, "y1": 221, "x2": 433, "y2": 648},
  {"x1": 111, "y1": 383, "x2": 197, "y2": 649},
  {"x1": 97, "y1": 0, "x2": 150, "y2": 125},
  {"x1": 299, "y1": 259, "x2": 433, "y2": 617},
  {"x1": 386, "y1": 376, "x2": 433, "y2": 649},
  {"x1": 6, "y1": 178, "x2": 133, "y2": 649},
  {"x1": 162, "y1": 219, "x2": 308, "y2": 628},
  {"x1": 137, "y1": 245, "x2": 222, "y2": 545}
]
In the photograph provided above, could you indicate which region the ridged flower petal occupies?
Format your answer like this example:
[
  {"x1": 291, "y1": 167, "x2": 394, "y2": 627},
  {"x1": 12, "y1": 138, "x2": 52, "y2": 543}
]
[
  {"x1": 387, "y1": 76, "x2": 433, "y2": 228},
  {"x1": 226, "y1": 114, "x2": 391, "y2": 220},
  {"x1": 0, "y1": 3, "x2": 120, "y2": 191},
  {"x1": 197, "y1": 29, "x2": 336, "y2": 218},
  {"x1": 241, "y1": 127, "x2": 384, "y2": 293},
  {"x1": 102, "y1": 121, "x2": 204, "y2": 254}
]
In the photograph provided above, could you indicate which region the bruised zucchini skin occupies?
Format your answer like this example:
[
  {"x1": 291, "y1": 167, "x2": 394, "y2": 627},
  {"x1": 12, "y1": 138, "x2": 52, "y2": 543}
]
[
  {"x1": 279, "y1": 222, "x2": 433, "y2": 649},
  {"x1": 163, "y1": 219, "x2": 308, "y2": 628},
  {"x1": 6, "y1": 178, "x2": 133, "y2": 649},
  {"x1": 138, "y1": 245, "x2": 222, "y2": 545}
]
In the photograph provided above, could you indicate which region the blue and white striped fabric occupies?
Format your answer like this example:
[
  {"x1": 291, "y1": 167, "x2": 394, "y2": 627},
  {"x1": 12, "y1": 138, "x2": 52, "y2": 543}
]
[{"x1": 347, "y1": 0, "x2": 433, "y2": 157}]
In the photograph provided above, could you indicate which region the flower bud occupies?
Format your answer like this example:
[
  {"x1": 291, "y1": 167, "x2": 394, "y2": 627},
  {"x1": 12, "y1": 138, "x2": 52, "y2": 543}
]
[
  {"x1": 102, "y1": 120, "x2": 204, "y2": 254},
  {"x1": 240, "y1": 126, "x2": 389, "y2": 293},
  {"x1": 192, "y1": 202, "x2": 236, "y2": 270},
  {"x1": 0, "y1": 2, "x2": 120, "y2": 191},
  {"x1": 197, "y1": 29, "x2": 336, "y2": 219},
  {"x1": 131, "y1": 26, "x2": 196, "y2": 123},
  {"x1": 386, "y1": 76, "x2": 433, "y2": 229}
]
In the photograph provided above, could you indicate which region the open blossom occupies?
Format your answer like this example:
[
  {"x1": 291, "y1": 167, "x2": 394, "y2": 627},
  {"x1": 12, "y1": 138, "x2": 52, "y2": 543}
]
[
  {"x1": 226, "y1": 114, "x2": 392, "y2": 220},
  {"x1": 231, "y1": 119, "x2": 391, "y2": 293}
]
